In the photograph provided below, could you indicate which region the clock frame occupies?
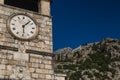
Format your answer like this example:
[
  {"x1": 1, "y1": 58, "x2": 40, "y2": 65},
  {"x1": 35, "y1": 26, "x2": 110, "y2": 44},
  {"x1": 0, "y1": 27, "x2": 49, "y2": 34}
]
[{"x1": 7, "y1": 13, "x2": 39, "y2": 41}]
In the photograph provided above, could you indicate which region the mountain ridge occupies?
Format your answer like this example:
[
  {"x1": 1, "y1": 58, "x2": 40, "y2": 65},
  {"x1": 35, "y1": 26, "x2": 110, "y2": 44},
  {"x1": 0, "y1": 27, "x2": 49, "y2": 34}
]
[{"x1": 54, "y1": 38, "x2": 120, "y2": 80}]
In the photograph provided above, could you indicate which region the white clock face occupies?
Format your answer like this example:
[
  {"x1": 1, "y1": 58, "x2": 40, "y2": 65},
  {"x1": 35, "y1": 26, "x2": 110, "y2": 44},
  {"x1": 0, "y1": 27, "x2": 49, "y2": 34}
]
[{"x1": 7, "y1": 14, "x2": 38, "y2": 40}]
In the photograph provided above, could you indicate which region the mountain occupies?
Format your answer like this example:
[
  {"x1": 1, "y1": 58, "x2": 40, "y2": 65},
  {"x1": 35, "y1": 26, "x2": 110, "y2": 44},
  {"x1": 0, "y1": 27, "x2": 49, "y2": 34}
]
[{"x1": 54, "y1": 38, "x2": 120, "y2": 80}]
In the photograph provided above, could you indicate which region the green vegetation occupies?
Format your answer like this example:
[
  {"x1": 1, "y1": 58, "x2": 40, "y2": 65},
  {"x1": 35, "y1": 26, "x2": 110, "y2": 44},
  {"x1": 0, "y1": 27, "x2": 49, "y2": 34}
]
[{"x1": 54, "y1": 38, "x2": 120, "y2": 80}]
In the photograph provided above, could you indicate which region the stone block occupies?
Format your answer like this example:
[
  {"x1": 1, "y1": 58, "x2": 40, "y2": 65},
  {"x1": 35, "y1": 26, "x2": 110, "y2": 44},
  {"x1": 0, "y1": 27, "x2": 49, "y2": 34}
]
[
  {"x1": 7, "y1": 65, "x2": 12, "y2": 70},
  {"x1": 7, "y1": 54, "x2": 13, "y2": 60},
  {"x1": 30, "y1": 68, "x2": 35, "y2": 73},
  {"x1": 0, "y1": 0, "x2": 4, "y2": 4},
  {"x1": 48, "y1": 70, "x2": 54, "y2": 74},
  {"x1": 8, "y1": 60, "x2": 16, "y2": 65},
  {"x1": 39, "y1": 64, "x2": 45, "y2": 68},
  {"x1": 30, "y1": 54, "x2": 43, "y2": 58},
  {"x1": 0, "y1": 75, "x2": 4, "y2": 78},
  {"x1": 46, "y1": 74, "x2": 52, "y2": 79},
  {"x1": 31, "y1": 63, "x2": 39, "y2": 68},
  {"x1": 42, "y1": 69, "x2": 49, "y2": 74},
  {"x1": 38, "y1": 59, "x2": 42, "y2": 64},
  {"x1": 4, "y1": 76, "x2": 9, "y2": 79},
  {"x1": 0, "y1": 70, "x2": 11, "y2": 76},
  {"x1": 0, "y1": 64, "x2": 5, "y2": 69},
  {"x1": 44, "y1": 60, "x2": 52, "y2": 65},
  {"x1": 55, "y1": 74, "x2": 66, "y2": 80},
  {"x1": 14, "y1": 52, "x2": 29, "y2": 61},
  {"x1": 38, "y1": 74, "x2": 45, "y2": 79},
  {"x1": 0, "y1": 10, "x2": 4, "y2": 14},
  {"x1": 30, "y1": 57, "x2": 36, "y2": 63},
  {"x1": 36, "y1": 69, "x2": 42, "y2": 73},
  {"x1": 0, "y1": 19, "x2": 3, "y2": 23},
  {"x1": 45, "y1": 64, "x2": 52, "y2": 69},
  {"x1": 39, "y1": 0, "x2": 50, "y2": 15},
  {"x1": 1, "y1": 59, "x2": 8, "y2": 64},
  {"x1": 0, "y1": 53, "x2": 6, "y2": 59},
  {"x1": 32, "y1": 73, "x2": 39, "y2": 78}
]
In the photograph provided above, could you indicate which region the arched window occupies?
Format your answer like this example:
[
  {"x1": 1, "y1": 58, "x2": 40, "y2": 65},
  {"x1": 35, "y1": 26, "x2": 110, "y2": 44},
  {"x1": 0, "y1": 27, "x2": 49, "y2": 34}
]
[{"x1": 5, "y1": 0, "x2": 38, "y2": 12}]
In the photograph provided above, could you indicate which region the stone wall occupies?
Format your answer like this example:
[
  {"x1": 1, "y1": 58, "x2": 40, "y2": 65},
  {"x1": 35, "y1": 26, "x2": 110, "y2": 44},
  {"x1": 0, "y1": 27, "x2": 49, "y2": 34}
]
[
  {"x1": 0, "y1": 4, "x2": 54, "y2": 80},
  {"x1": 0, "y1": 0, "x2": 4, "y2": 4},
  {"x1": 0, "y1": 4, "x2": 53, "y2": 53},
  {"x1": 0, "y1": 50, "x2": 54, "y2": 80}
]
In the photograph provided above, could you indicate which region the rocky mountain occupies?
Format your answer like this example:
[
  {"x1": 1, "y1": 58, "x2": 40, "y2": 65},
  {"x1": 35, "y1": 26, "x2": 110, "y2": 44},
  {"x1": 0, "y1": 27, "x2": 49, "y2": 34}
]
[{"x1": 54, "y1": 38, "x2": 120, "y2": 80}]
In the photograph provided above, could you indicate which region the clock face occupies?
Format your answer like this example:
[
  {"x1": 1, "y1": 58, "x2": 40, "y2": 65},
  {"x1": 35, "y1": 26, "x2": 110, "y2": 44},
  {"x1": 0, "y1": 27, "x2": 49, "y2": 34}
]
[{"x1": 7, "y1": 14, "x2": 38, "y2": 40}]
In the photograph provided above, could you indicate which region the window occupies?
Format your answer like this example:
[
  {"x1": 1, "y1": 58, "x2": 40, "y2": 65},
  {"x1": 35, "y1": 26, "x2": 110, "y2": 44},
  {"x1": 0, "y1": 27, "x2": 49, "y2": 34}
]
[{"x1": 5, "y1": 0, "x2": 38, "y2": 12}]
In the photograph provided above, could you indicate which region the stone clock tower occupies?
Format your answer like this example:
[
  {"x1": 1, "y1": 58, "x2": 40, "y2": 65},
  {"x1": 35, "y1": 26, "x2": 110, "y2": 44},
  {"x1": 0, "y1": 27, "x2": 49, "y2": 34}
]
[{"x1": 0, "y1": 0, "x2": 54, "y2": 80}]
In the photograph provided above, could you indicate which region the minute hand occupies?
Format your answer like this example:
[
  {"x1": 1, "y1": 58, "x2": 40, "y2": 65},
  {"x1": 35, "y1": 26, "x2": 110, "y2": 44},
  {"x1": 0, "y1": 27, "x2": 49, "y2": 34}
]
[{"x1": 23, "y1": 21, "x2": 31, "y2": 26}]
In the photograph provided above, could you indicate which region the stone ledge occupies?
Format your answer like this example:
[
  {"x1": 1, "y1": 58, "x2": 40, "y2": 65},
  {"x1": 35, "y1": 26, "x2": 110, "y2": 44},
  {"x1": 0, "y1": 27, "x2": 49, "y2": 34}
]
[
  {"x1": 0, "y1": 45, "x2": 18, "y2": 52},
  {"x1": 0, "y1": 45, "x2": 54, "y2": 57},
  {"x1": 26, "y1": 49, "x2": 54, "y2": 57}
]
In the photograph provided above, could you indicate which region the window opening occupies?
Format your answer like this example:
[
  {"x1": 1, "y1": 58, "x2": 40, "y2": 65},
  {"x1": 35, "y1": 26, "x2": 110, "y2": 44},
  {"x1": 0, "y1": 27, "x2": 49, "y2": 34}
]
[{"x1": 5, "y1": 0, "x2": 38, "y2": 12}]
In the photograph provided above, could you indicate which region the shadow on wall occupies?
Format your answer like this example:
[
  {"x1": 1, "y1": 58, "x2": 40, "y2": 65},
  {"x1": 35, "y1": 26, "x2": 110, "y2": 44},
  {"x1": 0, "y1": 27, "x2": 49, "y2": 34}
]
[{"x1": 4, "y1": 0, "x2": 38, "y2": 12}]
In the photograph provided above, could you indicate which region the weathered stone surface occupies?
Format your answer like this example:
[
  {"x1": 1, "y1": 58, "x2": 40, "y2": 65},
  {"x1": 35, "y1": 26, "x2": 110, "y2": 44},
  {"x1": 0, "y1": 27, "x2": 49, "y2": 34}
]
[
  {"x1": 29, "y1": 68, "x2": 35, "y2": 73},
  {"x1": 0, "y1": 64, "x2": 5, "y2": 69},
  {"x1": 38, "y1": 74, "x2": 45, "y2": 79},
  {"x1": 14, "y1": 52, "x2": 29, "y2": 61},
  {"x1": 46, "y1": 74, "x2": 52, "y2": 79},
  {"x1": 0, "y1": 0, "x2": 4, "y2": 4},
  {"x1": 0, "y1": 47, "x2": 54, "y2": 80},
  {"x1": 55, "y1": 74, "x2": 66, "y2": 80},
  {"x1": 39, "y1": 0, "x2": 50, "y2": 16},
  {"x1": 30, "y1": 57, "x2": 36, "y2": 63},
  {"x1": 0, "y1": 4, "x2": 53, "y2": 53},
  {"x1": 6, "y1": 65, "x2": 12, "y2": 70},
  {"x1": 39, "y1": 64, "x2": 45, "y2": 68},
  {"x1": 36, "y1": 69, "x2": 42, "y2": 73},
  {"x1": 7, "y1": 54, "x2": 13, "y2": 60},
  {"x1": 0, "y1": 0, "x2": 56, "y2": 80},
  {"x1": 45, "y1": 64, "x2": 52, "y2": 69},
  {"x1": 32, "y1": 73, "x2": 39, "y2": 78},
  {"x1": 1, "y1": 59, "x2": 8, "y2": 64}
]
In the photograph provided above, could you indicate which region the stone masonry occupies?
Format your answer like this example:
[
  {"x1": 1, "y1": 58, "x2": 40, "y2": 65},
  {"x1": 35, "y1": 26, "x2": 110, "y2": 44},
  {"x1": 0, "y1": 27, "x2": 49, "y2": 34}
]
[
  {"x1": 0, "y1": 0, "x2": 4, "y2": 4},
  {"x1": 0, "y1": 50, "x2": 54, "y2": 80},
  {"x1": 39, "y1": 0, "x2": 51, "y2": 16},
  {"x1": 0, "y1": 2, "x2": 54, "y2": 80},
  {"x1": 0, "y1": 4, "x2": 53, "y2": 53}
]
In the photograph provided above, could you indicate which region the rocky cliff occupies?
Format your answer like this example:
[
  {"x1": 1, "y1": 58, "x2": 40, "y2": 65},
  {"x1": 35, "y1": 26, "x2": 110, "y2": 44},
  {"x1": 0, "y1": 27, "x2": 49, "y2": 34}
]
[{"x1": 54, "y1": 38, "x2": 120, "y2": 80}]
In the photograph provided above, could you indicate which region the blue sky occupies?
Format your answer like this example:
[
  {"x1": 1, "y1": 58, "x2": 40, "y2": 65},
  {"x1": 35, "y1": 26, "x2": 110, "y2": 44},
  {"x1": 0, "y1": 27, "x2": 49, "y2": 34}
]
[
  {"x1": 51, "y1": 0, "x2": 120, "y2": 51},
  {"x1": 5, "y1": 0, "x2": 120, "y2": 51}
]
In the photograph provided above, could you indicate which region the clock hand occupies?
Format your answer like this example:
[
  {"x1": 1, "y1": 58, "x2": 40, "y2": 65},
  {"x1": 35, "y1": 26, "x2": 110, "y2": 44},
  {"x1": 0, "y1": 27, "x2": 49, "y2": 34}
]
[
  {"x1": 22, "y1": 26, "x2": 25, "y2": 37},
  {"x1": 23, "y1": 21, "x2": 31, "y2": 26},
  {"x1": 22, "y1": 25, "x2": 25, "y2": 37},
  {"x1": 22, "y1": 21, "x2": 31, "y2": 35}
]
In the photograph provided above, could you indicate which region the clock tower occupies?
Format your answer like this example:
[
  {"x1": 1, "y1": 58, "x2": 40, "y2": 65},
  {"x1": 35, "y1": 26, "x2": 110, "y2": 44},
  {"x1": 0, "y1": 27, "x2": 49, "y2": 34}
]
[{"x1": 0, "y1": 0, "x2": 54, "y2": 80}]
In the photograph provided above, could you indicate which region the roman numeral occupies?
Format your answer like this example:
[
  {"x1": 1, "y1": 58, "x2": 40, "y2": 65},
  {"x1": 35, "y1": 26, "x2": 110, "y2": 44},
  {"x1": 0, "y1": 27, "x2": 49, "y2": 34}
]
[
  {"x1": 12, "y1": 23, "x2": 15, "y2": 25},
  {"x1": 23, "y1": 17, "x2": 25, "y2": 19},
  {"x1": 18, "y1": 17, "x2": 20, "y2": 20},
  {"x1": 31, "y1": 23, "x2": 33, "y2": 25},
  {"x1": 30, "y1": 31, "x2": 33, "y2": 34},
  {"x1": 13, "y1": 19, "x2": 16, "y2": 21},
  {"x1": 32, "y1": 27, "x2": 35, "y2": 29},
  {"x1": 16, "y1": 32, "x2": 19, "y2": 34},
  {"x1": 12, "y1": 27, "x2": 16, "y2": 30}
]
